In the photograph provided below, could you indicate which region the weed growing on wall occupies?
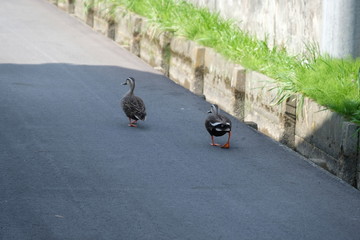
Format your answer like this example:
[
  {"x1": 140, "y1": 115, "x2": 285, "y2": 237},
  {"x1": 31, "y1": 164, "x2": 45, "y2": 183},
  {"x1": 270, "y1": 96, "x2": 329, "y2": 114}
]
[{"x1": 90, "y1": 0, "x2": 360, "y2": 123}]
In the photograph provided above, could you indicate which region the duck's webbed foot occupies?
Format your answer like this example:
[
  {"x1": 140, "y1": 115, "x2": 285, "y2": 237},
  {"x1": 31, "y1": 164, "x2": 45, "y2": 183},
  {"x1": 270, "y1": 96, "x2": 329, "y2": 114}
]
[
  {"x1": 210, "y1": 143, "x2": 221, "y2": 146},
  {"x1": 128, "y1": 118, "x2": 138, "y2": 127},
  {"x1": 221, "y1": 142, "x2": 230, "y2": 149},
  {"x1": 221, "y1": 132, "x2": 231, "y2": 149},
  {"x1": 210, "y1": 136, "x2": 220, "y2": 146}
]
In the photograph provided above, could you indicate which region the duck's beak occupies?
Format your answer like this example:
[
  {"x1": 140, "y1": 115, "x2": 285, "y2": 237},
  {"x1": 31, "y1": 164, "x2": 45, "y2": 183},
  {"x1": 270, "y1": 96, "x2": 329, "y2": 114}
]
[
  {"x1": 207, "y1": 110, "x2": 212, "y2": 113},
  {"x1": 122, "y1": 82, "x2": 127, "y2": 85}
]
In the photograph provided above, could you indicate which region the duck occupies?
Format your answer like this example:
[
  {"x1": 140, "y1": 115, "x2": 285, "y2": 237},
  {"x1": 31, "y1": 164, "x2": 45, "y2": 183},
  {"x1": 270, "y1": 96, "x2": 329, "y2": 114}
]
[
  {"x1": 121, "y1": 77, "x2": 147, "y2": 127},
  {"x1": 205, "y1": 104, "x2": 232, "y2": 148}
]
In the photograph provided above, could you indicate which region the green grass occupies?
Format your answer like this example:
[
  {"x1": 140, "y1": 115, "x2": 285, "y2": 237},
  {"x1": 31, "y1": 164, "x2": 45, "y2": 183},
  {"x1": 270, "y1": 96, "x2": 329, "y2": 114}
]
[
  {"x1": 91, "y1": 0, "x2": 360, "y2": 124},
  {"x1": 296, "y1": 56, "x2": 360, "y2": 122}
]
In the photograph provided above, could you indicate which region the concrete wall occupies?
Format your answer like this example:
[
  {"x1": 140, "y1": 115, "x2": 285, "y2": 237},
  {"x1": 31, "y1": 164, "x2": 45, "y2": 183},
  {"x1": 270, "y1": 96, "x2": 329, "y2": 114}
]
[
  {"x1": 186, "y1": 0, "x2": 360, "y2": 58},
  {"x1": 185, "y1": 0, "x2": 322, "y2": 55},
  {"x1": 321, "y1": 0, "x2": 360, "y2": 58}
]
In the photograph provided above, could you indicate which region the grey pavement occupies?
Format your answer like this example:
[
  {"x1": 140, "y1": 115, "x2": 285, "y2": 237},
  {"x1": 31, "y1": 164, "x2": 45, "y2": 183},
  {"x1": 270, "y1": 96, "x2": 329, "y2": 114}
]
[{"x1": 1, "y1": 0, "x2": 360, "y2": 239}]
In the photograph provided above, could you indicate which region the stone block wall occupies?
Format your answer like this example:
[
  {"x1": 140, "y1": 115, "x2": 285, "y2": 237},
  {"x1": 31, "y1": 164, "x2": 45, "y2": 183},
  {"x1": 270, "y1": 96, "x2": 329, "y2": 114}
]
[
  {"x1": 114, "y1": 8, "x2": 142, "y2": 56},
  {"x1": 57, "y1": 0, "x2": 74, "y2": 13},
  {"x1": 138, "y1": 21, "x2": 173, "y2": 76},
  {"x1": 244, "y1": 71, "x2": 287, "y2": 142},
  {"x1": 169, "y1": 37, "x2": 205, "y2": 96},
  {"x1": 202, "y1": 48, "x2": 242, "y2": 117},
  {"x1": 74, "y1": 0, "x2": 87, "y2": 22},
  {"x1": 92, "y1": 2, "x2": 117, "y2": 39},
  {"x1": 295, "y1": 98, "x2": 359, "y2": 186},
  {"x1": 73, "y1": 0, "x2": 93, "y2": 26},
  {"x1": 52, "y1": 1, "x2": 360, "y2": 189}
]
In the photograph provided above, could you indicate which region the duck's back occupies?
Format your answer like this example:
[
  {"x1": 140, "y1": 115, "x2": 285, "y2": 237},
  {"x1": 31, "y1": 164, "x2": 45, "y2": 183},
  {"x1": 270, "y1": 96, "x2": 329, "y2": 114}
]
[
  {"x1": 121, "y1": 94, "x2": 147, "y2": 120},
  {"x1": 205, "y1": 114, "x2": 231, "y2": 136}
]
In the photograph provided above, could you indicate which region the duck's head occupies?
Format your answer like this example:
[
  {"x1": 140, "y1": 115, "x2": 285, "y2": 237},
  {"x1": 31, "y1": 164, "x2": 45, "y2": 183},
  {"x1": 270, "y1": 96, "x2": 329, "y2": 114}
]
[
  {"x1": 122, "y1": 77, "x2": 135, "y2": 86},
  {"x1": 208, "y1": 104, "x2": 219, "y2": 114},
  {"x1": 123, "y1": 77, "x2": 136, "y2": 94}
]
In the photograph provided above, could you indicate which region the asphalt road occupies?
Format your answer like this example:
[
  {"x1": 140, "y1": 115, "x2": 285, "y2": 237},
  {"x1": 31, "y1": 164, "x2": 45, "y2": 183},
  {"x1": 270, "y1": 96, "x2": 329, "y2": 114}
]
[{"x1": 1, "y1": 0, "x2": 360, "y2": 239}]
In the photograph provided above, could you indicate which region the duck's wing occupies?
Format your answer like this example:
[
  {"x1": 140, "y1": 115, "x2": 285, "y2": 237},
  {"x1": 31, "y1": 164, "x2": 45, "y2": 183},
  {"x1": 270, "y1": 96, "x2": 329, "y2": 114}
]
[
  {"x1": 206, "y1": 115, "x2": 231, "y2": 132},
  {"x1": 133, "y1": 96, "x2": 146, "y2": 120},
  {"x1": 123, "y1": 95, "x2": 146, "y2": 120}
]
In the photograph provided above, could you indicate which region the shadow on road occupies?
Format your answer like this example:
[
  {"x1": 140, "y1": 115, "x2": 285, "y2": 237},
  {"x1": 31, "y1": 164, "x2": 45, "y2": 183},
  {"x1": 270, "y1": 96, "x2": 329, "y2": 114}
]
[{"x1": 1, "y1": 63, "x2": 360, "y2": 240}]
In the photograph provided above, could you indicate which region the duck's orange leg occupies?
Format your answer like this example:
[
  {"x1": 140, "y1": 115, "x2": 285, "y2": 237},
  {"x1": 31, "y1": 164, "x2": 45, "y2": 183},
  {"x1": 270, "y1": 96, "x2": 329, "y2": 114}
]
[
  {"x1": 221, "y1": 131, "x2": 231, "y2": 149},
  {"x1": 128, "y1": 118, "x2": 138, "y2": 127},
  {"x1": 210, "y1": 136, "x2": 220, "y2": 146}
]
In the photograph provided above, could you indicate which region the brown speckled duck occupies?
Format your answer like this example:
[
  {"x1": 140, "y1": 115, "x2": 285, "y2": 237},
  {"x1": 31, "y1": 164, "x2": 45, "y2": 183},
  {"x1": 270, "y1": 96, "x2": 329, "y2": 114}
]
[
  {"x1": 121, "y1": 77, "x2": 147, "y2": 127},
  {"x1": 205, "y1": 104, "x2": 232, "y2": 148}
]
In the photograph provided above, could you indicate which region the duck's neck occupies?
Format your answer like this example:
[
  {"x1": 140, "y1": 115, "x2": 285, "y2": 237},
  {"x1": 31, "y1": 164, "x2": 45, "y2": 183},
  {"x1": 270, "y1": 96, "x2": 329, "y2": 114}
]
[
  {"x1": 127, "y1": 81, "x2": 135, "y2": 95},
  {"x1": 212, "y1": 105, "x2": 219, "y2": 115}
]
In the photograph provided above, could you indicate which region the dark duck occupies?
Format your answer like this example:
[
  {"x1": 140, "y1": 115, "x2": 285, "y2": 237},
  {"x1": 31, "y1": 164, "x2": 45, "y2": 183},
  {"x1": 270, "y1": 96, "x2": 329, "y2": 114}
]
[
  {"x1": 205, "y1": 104, "x2": 232, "y2": 148},
  {"x1": 121, "y1": 77, "x2": 147, "y2": 127}
]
